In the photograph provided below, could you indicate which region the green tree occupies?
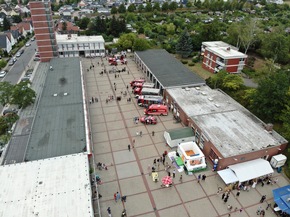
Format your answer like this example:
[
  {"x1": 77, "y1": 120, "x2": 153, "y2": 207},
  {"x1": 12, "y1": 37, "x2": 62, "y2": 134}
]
[
  {"x1": 138, "y1": 4, "x2": 144, "y2": 12},
  {"x1": 222, "y1": 74, "x2": 244, "y2": 91},
  {"x1": 76, "y1": 17, "x2": 90, "y2": 29},
  {"x1": 153, "y1": 2, "x2": 160, "y2": 11},
  {"x1": 166, "y1": 23, "x2": 176, "y2": 35},
  {"x1": 12, "y1": 15, "x2": 22, "y2": 23},
  {"x1": 117, "y1": 33, "x2": 137, "y2": 50},
  {"x1": 238, "y1": 18, "x2": 259, "y2": 54},
  {"x1": 176, "y1": 29, "x2": 192, "y2": 58},
  {"x1": 3, "y1": 17, "x2": 11, "y2": 31},
  {"x1": 186, "y1": 1, "x2": 192, "y2": 7},
  {"x1": 62, "y1": 21, "x2": 67, "y2": 32},
  {"x1": 251, "y1": 71, "x2": 290, "y2": 122},
  {"x1": 0, "y1": 113, "x2": 19, "y2": 135},
  {"x1": 11, "y1": 81, "x2": 36, "y2": 109},
  {"x1": 195, "y1": 0, "x2": 202, "y2": 8},
  {"x1": 169, "y1": 2, "x2": 178, "y2": 11},
  {"x1": 0, "y1": 82, "x2": 13, "y2": 107},
  {"x1": 133, "y1": 38, "x2": 151, "y2": 51},
  {"x1": 145, "y1": 2, "x2": 153, "y2": 12},
  {"x1": 127, "y1": 4, "x2": 136, "y2": 12},
  {"x1": 280, "y1": 88, "x2": 290, "y2": 141},
  {"x1": 118, "y1": 4, "x2": 127, "y2": 13},
  {"x1": 162, "y1": 2, "x2": 169, "y2": 11},
  {"x1": 260, "y1": 32, "x2": 289, "y2": 64},
  {"x1": 111, "y1": 6, "x2": 118, "y2": 14},
  {"x1": 0, "y1": 60, "x2": 7, "y2": 69}
]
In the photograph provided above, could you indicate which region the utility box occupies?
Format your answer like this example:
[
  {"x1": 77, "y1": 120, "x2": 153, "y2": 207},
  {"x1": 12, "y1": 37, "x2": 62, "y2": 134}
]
[
  {"x1": 270, "y1": 154, "x2": 287, "y2": 168},
  {"x1": 164, "y1": 128, "x2": 195, "y2": 148}
]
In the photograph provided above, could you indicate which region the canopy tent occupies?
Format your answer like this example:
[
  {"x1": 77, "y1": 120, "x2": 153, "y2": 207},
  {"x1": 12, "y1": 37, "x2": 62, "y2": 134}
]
[
  {"x1": 218, "y1": 159, "x2": 274, "y2": 184},
  {"x1": 217, "y1": 169, "x2": 239, "y2": 184},
  {"x1": 273, "y1": 185, "x2": 290, "y2": 214},
  {"x1": 228, "y1": 159, "x2": 273, "y2": 183}
]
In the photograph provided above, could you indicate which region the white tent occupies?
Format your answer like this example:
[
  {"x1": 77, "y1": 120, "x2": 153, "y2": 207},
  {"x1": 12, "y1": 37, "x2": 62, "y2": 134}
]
[{"x1": 218, "y1": 159, "x2": 274, "y2": 184}]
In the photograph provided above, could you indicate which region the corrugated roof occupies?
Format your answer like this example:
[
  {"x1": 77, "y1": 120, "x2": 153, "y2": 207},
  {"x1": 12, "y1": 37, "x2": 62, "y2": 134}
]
[
  {"x1": 167, "y1": 127, "x2": 194, "y2": 140},
  {"x1": 25, "y1": 58, "x2": 86, "y2": 161},
  {"x1": 135, "y1": 49, "x2": 205, "y2": 88}
]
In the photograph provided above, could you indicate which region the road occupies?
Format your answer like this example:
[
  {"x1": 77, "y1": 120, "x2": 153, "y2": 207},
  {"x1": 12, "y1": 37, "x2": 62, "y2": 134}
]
[{"x1": 2, "y1": 40, "x2": 37, "y2": 84}]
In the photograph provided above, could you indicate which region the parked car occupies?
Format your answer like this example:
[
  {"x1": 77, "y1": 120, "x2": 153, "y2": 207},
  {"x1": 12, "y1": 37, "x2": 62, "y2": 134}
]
[
  {"x1": 3, "y1": 108, "x2": 17, "y2": 116},
  {"x1": 33, "y1": 57, "x2": 40, "y2": 61},
  {"x1": 16, "y1": 52, "x2": 21, "y2": 57},
  {"x1": 140, "y1": 116, "x2": 157, "y2": 125},
  {"x1": 8, "y1": 60, "x2": 15, "y2": 66},
  {"x1": 31, "y1": 37, "x2": 35, "y2": 41},
  {"x1": 25, "y1": 43, "x2": 31, "y2": 47},
  {"x1": 20, "y1": 50, "x2": 24, "y2": 54},
  {"x1": 0, "y1": 70, "x2": 7, "y2": 78}
]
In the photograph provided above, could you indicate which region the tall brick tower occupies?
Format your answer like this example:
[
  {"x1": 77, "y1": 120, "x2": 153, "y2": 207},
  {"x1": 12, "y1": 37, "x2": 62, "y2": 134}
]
[{"x1": 30, "y1": 1, "x2": 58, "y2": 62}]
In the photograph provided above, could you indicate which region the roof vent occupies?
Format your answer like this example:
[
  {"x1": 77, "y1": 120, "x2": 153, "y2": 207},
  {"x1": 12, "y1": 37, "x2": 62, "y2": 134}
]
[
  {"x1": 195, "y1": 87, "x2": 200, "y2": 90},
  {"x1": 185, "y1": 87, "x2": 190, "y2": 91},
  {"x1": 215, "y1": 104, "x2": 220, "y2": 108},
  {"x1": 64, "y1": 92, "x2": 68, "y2": 96},
  {"x1": 201, "y1": 92, "x2": 206, "y2": 95},
  {"x1": 208, "y1": 97, "x2": 213, "y2": 101},
  {"x1": 53, "y1": 93, "x2": 58, "y2": 97}
]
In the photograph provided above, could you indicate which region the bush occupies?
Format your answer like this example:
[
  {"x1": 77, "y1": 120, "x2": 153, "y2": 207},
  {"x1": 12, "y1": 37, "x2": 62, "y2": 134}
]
[
  {"x1": 192, "y1": 56, "x2": 200, "y2": 63},
  {"x1": 0, "y1": 60, "x2": 7, "y2": 69},
  {"x1": 188, "y1": 62, "x2": 195, "y2": 66},
  {"x1": 181, "y1": 60, "x2": 188, "y2": 64}
]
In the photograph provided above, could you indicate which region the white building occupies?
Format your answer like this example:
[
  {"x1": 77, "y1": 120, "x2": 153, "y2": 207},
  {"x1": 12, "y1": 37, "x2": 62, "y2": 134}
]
[
  {"x1": 56, "y1": 34, "x2": 105, "y2": 57},
  {"x1": 0, "y1": 153, "x2": 94, "y2": 217}
]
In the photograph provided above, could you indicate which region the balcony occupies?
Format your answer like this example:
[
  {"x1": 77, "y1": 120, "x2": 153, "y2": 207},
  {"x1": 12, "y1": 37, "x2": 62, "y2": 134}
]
[{"x1": 216, "y1": 59, "x2": 225, "y2": 66}]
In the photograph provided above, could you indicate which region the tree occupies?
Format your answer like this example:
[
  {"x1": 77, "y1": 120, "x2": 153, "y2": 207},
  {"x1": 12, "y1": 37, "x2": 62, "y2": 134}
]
[
  {"x1": 133, "y1": 38, "x2": 151, "y2": 51},
  {"x1": 138, "y1": 4, "x2": 144, "y2": 12},
  {"x1": 153, "y1": 2, "x2": 160, "y2": 11},
  {"x1": 12, "y1": 15, "x2": 22, "y2": 23},
  {"x1": 162, "y1": 2, "x2": 169, "y2": 11},
  {"x1": 0, "y1": 60, "x2": 7, "y2": 69},
  {"x1": 11, "y1": 81, "x2": 36, "y2": 109},
  {"x1": 222, "y1": 74, "x2": 244, "y2": 91},
  {"x1": 251, "y1": 71, "x2": 290, "y2": 122},
  {"x1": 280, "y1": 88, "x2": 290, "y2": 141},
  {"x1": 186, "y1": 1, "x2": 192, "y2": 7},
  {"x1": 0, "y1": 113, "x2": 19, "y2": 135},
  {"x1": 176, "y1": 29, "x2": 192, "y2": 58},
  {"x1": 127, "y1": 4, "x2": 136, "y2": 12},
  {"x1": 169, "y1": 2, "x2": 178, "y2": 11},
  {"x1": 117, "y1": 33, "x2": 137, "y2": 50},
  {"x1": 111, "y1": 6, "x2": 118, "y2": 14},
  {"x1": 0, "y1": 82, "x2": 13, "y2": 107},
  {"x1": 145, "y1": 2, "x2": 153, "y2": 12},
  {"x1": 3, "y1": 17, "x2": 11, "y2": 31},
  {"x1": 260, "y1": 32, "x2": 289, "y2": 64},
  {"x1": 166, "y1": 23, "x2": 176, "y2": 35},
  {"x1": 62, "y1": 21, "x2": 67, "y2": 32},
  {"x1": 76, "y1": 17, "x2": 90, "y2": 30},
  {"x1": 118, "y1": 4, "x2": 127, "y2": 13}
]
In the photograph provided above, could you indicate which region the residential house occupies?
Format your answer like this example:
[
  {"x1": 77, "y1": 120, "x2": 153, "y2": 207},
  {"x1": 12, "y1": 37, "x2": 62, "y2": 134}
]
[
  {"x1": 55, "y1": 20, "x2": 80, "y2": 34},
  {"x1": 0, "y1": 34, "x2": 12, "y2": 53},
  {"x1": 18, "y1": 22, "x2": 33, "y2": 34},
  {"x1": 10, "y1": 25, "x2": 23, "y2": 39},
  {"x1": 5, "y1": 31, "x2": 17, "y2": 46},
  {"x1": 201, "y1": 41, "x2": 247, "y2": 74}
]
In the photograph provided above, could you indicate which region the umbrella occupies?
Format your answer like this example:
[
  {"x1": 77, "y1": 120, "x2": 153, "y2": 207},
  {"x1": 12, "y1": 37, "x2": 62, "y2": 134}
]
[{"x1": 162, "y1": 176, "x2": 172, "y2": 185}]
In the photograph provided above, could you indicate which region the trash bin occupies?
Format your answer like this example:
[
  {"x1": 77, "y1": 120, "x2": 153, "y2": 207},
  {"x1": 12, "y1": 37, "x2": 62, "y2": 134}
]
[{"x1": 277, "y1": 167, "x2": 282, "y2": 173}]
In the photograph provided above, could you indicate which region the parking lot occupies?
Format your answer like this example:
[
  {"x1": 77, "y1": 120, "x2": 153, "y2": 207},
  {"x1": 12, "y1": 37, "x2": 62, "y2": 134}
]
[{"x1": 82, "y1": 55, "x2": 289, "y2": 217}]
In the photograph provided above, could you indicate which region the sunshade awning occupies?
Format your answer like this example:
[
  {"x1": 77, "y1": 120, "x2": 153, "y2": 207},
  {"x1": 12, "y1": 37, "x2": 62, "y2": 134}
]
[
  {"x1": 273, "y1": 185, "x2": 290, "y2": 214},
  {"x1": 217, "y1": 169, "x2": 239, "y2": 184},
  {"x1": 228, "y1": 159, "x2": 273, "y2": 183}
]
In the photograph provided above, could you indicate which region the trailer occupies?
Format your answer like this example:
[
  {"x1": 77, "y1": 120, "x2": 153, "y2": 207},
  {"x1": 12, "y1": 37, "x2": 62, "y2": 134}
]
[
  {"x1": 164, "y1": 127, "x2": 195, "y2": 148},
  {"x1": 270, "y1": 154, "x2": 287, "y2": 168}
]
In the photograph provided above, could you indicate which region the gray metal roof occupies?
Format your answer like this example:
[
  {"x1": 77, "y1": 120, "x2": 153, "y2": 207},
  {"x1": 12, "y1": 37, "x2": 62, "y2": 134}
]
[
  {"x1": 0, "y1": 34, "x2": 7, "y2": 49},
  {"x1": 25, "y1": 58, "x2": 86, "y2": 161},
  {"x1": 135, "y1": 49, "x2": 205, "y2": 88}
]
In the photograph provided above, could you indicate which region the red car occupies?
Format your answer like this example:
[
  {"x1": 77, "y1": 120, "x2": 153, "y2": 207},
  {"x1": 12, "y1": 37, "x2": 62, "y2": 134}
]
[{"x1": 140, "y1": 116, "x2": 157, "y2": 125}]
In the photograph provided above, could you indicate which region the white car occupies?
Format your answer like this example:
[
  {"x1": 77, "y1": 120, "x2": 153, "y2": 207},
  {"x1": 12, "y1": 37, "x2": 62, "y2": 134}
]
[
  {"x1": 25, "y1": 43, "x2": 31, "y2": 47},
  {"x1": 0, "y1": 71, "x2": 7, "y2": 78}
]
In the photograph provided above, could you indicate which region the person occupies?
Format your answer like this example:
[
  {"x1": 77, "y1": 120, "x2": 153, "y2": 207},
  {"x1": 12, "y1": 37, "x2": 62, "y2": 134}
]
[
  {"x1": 50, "y1": 65, "x2": 53, "y2": 71},
  {"x1": 179, "y1": 175, "x2": 183, "y2": 182},
  {"x1": 107, "y1": 207, "x2": 112, "y2": 217},
  {"x1": 202, "y1": 174, "x2": 206, "y2": 181},
  {"x1": 139, "y1": 131, "x2": 142, "y2": 137},
  {"x1": 121, "y1": 209, "x2": 127, "y2": 217},
  {"x1": 173, "y1": 169, "x2": 176, "y2": 178},
  {"x1": 152, "y1": 131, "x2": 155, "y2": 136},
  {"x1": 197, "y1": 174, "x2": 201, "y2": 183},
  {"x1": 236, "y1": 190, "x2": 240, "y2": 197},
  {"x1": 260, "y1": 195, "x2": 266, "y2": 203},
  {"x1": 128, "y1": 144, "x2": 131, "y2": 151},
  {"x1": 121, "y1": 195, "x2": 127, "y2": 202}
]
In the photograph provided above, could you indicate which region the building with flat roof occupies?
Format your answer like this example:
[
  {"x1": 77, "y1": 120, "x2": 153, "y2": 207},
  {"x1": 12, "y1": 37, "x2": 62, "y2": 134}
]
[
  {"x1": 30, "y1": 1, "x2": 58, "y2": 62},
  {"x1": 56, "y1": 34, "x2": 105, "y2": 57},
  {"x1": 134, "y1": 49, "x2": 205, "y2": 94},
  {"x1": 201, "y1": 41, "x2": 247, "y2": 74},
  {"x1": 24, "y1": 58, "x2": 86, "y2": 161},
  {"x1": 164, "y1": 85, "x2": 288, "y2": 170},
  {"x1": 0, "y1": 153, "x2": 94, "y2": 217}
]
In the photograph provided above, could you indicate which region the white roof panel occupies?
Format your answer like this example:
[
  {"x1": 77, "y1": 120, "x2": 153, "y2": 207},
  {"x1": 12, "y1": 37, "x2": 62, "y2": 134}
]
[
  {"x1": 228, "y1": 159, "x2": 274, "y2": 182},
  {"x1": 217, "y1": 168, "x2": 239, "y2": 184},
  {"x1": 0, "y1": 153, "x2": 93, "y2": 217}
]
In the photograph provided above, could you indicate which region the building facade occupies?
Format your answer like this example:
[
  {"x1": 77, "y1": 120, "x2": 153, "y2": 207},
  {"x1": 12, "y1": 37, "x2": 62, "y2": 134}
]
[
  {"x1": 163, "y1": 86, "x2": 288, "y2": 170},
  {"x1": 56, "y1": 34, "x2": 105, "y2": 57},
  {"x1": 30, "y1": 1, "x2": 58, "y2": 62},
  {"x1": 201, "y1": 41, "x2": 247, "y2": 74}
]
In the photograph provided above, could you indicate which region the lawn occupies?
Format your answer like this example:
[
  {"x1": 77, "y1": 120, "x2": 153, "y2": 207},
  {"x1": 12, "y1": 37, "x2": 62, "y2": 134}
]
[{"x1": 189, "y1": 62, "x2": 213, "y2": 79}]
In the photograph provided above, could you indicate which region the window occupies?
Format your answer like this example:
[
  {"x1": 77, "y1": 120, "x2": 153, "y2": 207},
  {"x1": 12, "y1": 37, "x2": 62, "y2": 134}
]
[
  {"x1": 200, "y1": 136, "x2": 205, "y2": 149},
  {"x1": 195, "y1": 131, "x2": 200, "y2": 142},
  {"x1": 209, "y1": 149, "x2": 218, "y2": 161}
]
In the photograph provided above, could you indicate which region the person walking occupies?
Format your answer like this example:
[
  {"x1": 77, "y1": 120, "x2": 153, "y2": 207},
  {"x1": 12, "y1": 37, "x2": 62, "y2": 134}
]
[
  {"x1": 179, "y1": 175, "x2": 183, "y2": 182},
  {"x1": 139, "y1": 131, "x2": 142, "y2": 137},
  {"x1": 114, "y1": 193, "x2": 117, "y2": 202},
  {"x1": 222, "y1": 192, "x2": 226, "y2": 200},
  {"x1": 152, "y1": 131, "x2": 155, "y2": 136},
  {"x1": 116, "y1": 192, "x2": 121, "y2": 202},
  {"x1": 197, "y1": 174, "x2": 201, "y2": 183},
  {"x1": 107, "y1": 207, "x2": 112, "y2": 217},
  {"x1": 236, "y1": 190, "x2": 240, "y2": 197},
  {"x1": 128, "y1": 144, "x2": 131, "y2": 151},
  {"x1": 173, "y1": 169, "x2": 176, "y2": 178},
  {"x1": 260, "y1": 195, "x2": 266, "y2": 203},
  {"x1": 202, "y1": 174, "x2": 207, "y2": 181}
]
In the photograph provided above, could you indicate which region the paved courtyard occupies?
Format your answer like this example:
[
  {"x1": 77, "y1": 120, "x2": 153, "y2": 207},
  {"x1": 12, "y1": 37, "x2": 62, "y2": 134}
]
[{"x1": 82, "y1": 55, "x2": 289, "y2": 217}]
